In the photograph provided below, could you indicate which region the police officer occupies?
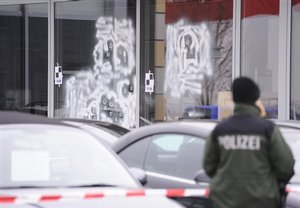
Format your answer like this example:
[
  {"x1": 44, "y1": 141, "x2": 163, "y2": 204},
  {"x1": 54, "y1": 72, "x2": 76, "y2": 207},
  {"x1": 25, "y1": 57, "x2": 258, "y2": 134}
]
[{"x1": 203, "y1": 77, "x2": 295, "y2": 208}]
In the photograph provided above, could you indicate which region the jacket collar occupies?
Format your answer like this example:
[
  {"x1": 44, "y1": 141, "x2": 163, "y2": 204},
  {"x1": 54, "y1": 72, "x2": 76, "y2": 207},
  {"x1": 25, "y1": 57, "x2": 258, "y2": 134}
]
[{"x1": 233, "y1": 103, "x2": 261, "y2": 117}]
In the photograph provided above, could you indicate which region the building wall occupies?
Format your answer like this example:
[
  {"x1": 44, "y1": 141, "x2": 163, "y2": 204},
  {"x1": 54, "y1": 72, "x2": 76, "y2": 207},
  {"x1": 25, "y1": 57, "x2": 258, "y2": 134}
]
[{"x1": 0, "y1": 0, "x2": 299, "y2": 128}]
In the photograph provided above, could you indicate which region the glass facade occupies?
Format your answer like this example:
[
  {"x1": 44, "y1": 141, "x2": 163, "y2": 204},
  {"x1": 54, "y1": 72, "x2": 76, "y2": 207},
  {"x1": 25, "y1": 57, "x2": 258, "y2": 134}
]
[
  {"x1": 241, "y1": 0, "x2": 279, "y2": 119},
  {"x1": 54, "y1": 0, "x2": 137, "y2": 128},
  {"x1": 291, "y1": 0, "x2": 300, "y2": 120},
  {"x1": 0, "y1": 3, "x2": 48, "y2": 115},
  {"x1": 140, "y1": 0, "x2": 233, "y2": 125},
  {"x1": 0, "y1": 0, "x2": 299, "y2": 126}
]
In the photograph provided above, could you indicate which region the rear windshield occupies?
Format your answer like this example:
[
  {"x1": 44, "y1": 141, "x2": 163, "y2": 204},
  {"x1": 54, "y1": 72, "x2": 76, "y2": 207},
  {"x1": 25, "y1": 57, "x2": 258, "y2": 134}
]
[{"x1": 0, "y1": 124, "x2": 138, "y2": 189}]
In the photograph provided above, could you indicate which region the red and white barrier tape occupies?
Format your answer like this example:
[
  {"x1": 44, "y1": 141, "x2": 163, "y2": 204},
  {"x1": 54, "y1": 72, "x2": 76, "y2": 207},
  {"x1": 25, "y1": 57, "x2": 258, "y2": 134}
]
[
  {"x1": 286, "y1": 185, "x2": 300, "y2": 194},
  {"x1": 0, "y1": 188, "x2": 209, "y2": 204}
]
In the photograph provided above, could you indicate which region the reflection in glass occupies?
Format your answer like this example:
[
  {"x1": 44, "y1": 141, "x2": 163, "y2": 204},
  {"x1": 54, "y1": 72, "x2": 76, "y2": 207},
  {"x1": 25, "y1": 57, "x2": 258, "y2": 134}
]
[
  {"x1": 145, "y1": 134, "x2": 205, "y2": 179},
  {"x1": 291, "y1": 0, "x2": 300, "y2": 120},
  {"x1": 0, "y1": 4, "x2": 48, "y2": 115},
  {"x1": 54, "y1": 0, "x2": 136, "y2": 128},
  {"x1": 139, "y1": 0, "x2": 233, "y2": 124},
  {"x1": 164, "y1": 0, "x2": 233, "y2": 121},
  {"x1": 241, "y1": 0, "x2": 279, "y2": 118}
]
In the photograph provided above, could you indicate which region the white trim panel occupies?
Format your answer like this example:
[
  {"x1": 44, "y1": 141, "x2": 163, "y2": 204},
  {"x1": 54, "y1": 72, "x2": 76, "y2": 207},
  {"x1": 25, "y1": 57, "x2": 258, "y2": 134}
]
[
  {"x1": 135, "y1": 0, "x2": 141, "y2": 128},
  {"x1": 278, "y1": 0, "x2": 291, "y2": 120},
  {"x1": 232, "y1": 0, "x2": 241, "y2": 79},
  {"x1": 47, "y1": 0, "x2": 54, "y2": 117}
]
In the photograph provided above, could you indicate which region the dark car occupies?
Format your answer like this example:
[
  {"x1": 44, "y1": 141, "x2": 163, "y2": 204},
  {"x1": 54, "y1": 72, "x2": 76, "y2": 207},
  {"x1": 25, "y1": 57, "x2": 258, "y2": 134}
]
[
  {"x1": 17, "y1": 101, "x2": 48, "y2": 116},
  {"x1": 59, "y1": 118, "x2": 130, "y2": 145},
  {"x1": 0, "y1": 111, "x2": 183, "y2": 208},
  {"x1": 112, "y1": 121, "x2": 216, "y2": 208},
  {"x1": 112, "y1": 119, "x2": 300, "y2": 208},
  {"x1": 17, "y1": 101, "x2": 64, "y2": 116}
]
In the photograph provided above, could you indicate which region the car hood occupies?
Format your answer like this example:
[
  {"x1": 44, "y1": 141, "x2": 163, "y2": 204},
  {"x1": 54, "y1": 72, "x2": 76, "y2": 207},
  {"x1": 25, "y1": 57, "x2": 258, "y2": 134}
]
[{"x1": 1, "y1": 187, "x2": 183, "y2": 208}]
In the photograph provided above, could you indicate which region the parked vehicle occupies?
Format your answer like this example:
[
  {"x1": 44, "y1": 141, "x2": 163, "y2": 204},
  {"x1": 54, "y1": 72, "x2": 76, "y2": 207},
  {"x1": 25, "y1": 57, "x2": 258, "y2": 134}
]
[
  {"x1": 113, "y1": 119, "x2": 300, "y2": 208},
  {"x1": 17, "y1": 101, "x2": 48, "y2": 116},
  {"x1": 274, "y1": 121, "x2": 300, "y2": 208},
  {"x1": 59, "y1": 118, "x2": 130, "y2": 145},
  {"x1": 112, "y1": 120, "x2": 216, "y2": 208},
  {"x1": 0, "y1": 111, "x2": 183, "y2": 208}
]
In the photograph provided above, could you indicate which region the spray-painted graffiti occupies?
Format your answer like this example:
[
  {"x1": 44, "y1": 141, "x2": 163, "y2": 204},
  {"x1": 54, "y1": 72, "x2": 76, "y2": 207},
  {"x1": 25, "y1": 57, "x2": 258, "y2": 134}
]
[
  {"x1": 65, "y1": 17, "x2": 136, "y2": 128},
  {"x1": 164, "y1": 20, "x2": 213, "y2": 119}
]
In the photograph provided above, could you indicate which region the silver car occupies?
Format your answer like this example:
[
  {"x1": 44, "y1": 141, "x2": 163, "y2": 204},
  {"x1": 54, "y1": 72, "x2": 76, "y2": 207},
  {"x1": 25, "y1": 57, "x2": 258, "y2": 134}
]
[{"x1": 0, "y1": 111, "x2": 183, "y2": 208}]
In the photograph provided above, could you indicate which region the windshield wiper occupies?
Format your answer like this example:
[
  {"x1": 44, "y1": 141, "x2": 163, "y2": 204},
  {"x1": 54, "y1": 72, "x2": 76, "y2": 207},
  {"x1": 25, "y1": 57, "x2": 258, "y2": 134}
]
[
  {"x1": 1, "y1": 184, "x2": 118, "y2": 189},
  {"x1": 66, "y1": 183, "x2": 117, "y2": 188},
  {"x1": 1, "y1": 186, "x2": 57, "y2": 189}
]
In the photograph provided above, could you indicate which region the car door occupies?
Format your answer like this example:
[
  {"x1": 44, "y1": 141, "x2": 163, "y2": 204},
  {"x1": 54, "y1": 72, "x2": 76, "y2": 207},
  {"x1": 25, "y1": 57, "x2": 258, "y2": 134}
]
[
  {"x1": 144, "y1": 133, "x2": 207, "y2": 188},
  {"x1": 119, "y1": 133, "x2": 207, "y2": 188}
]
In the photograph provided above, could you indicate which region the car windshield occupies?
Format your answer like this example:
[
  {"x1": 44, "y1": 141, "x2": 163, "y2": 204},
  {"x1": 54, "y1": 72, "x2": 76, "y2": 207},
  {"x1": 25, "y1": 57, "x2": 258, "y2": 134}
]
[
  {"x1": 0, "y1": 124, "x2": 138, "y2": 189},
  {"x1": 280, "y1": 127, "x2": 300, "y2": 184}
]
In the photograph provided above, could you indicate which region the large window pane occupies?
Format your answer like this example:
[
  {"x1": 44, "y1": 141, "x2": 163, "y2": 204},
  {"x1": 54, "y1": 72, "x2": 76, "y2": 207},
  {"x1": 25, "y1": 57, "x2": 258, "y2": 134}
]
[
  {"x1": 0, "y1": 4, "x2": 48, "y2": 115},
  {"x1": 241, "y1": 0, "x2": 279, "y2": 118},
  {"x1": 140, "y1": 0, "x2": 233, "y2": 125},
  {"x1": 291, "y1": 0, "x2": 300, "y2": 120},
  {"x1": 54, "y1": 0, "x2": 137, "y2": 128}
]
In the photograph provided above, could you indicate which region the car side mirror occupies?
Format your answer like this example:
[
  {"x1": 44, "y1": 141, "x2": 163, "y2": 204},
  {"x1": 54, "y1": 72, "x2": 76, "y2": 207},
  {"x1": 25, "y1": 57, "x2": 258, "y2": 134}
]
[
  {"x1": 129, "y1": 167, "x2": 147, "y2": 185},
  {"x1": 194, "y1": 169, "x2": 210, "y2": 183}
]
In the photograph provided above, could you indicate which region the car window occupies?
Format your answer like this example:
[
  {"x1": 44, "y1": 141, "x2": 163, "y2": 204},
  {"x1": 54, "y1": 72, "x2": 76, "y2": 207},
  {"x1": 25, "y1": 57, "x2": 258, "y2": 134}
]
[
  {"x1": 280, "y1": 127, "x2": 300, "y2": 184},
  {"x1": 145, "y1": 133, "x2": 206, "y2": 180},
  {"x1": 119, "y1": 138, "x2": 150, "y2": 169},
  {"x1": 153, "y1": 135, "x2": 184, "y2": 151},
  {"x1": 0, "y1": 124, "x2": 138, "y2": 189}
]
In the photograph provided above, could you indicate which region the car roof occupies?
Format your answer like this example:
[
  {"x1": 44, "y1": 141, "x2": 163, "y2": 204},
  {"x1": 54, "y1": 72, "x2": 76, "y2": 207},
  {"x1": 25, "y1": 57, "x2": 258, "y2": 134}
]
[
  {"x1": 0, "y1": 111, "x2": 70, "y2": 126},
  {"x1": 113, "y1": 119, "x2": 300, "y2": 152},
  {"x1": 112, "y1": 120, "x2": 217, "y2": 152}
]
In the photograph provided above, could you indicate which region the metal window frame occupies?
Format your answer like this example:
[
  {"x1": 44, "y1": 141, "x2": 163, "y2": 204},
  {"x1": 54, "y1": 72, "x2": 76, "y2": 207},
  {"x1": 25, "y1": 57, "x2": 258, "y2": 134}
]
[
  {"x1": 234, "y1": 0, "x2": 292, "y2": 120},
  {"x1": 49, "y1": 0, "x2": 71, "y2": 117},
  {"x1": 278, "y1": 0, "x2": 292, "y2": 120},
  {"x1": 48, "y1": 0, "x2": 54, "y2": 117},
  {"x1": 232, "y1": 0, "x2": 241, "y2": 80},
  {"x1": 49, "y1": 0, "x2": 74, "y2": 117},
  {"x1": 135, "y1": 0, "x2": 141, "y2": 128}
]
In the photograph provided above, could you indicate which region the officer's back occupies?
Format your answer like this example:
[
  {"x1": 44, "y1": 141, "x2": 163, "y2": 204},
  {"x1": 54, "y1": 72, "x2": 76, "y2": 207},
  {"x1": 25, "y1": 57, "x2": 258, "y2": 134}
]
[{"x1": 203, "y1": 77, "x2": 295, "y2": 208}]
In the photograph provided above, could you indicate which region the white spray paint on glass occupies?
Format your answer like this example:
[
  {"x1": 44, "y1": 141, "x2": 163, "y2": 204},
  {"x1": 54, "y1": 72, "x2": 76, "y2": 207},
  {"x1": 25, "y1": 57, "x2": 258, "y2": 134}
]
[
  {"x1": 164, "y1": 20, "x2": 213, "y2": 119},
  {"x1": 65, "y1": 17, "x2": 136, "y2": 128},
  {"x1": 165, "y1": 20, "x2": 212, "y2": 97}
]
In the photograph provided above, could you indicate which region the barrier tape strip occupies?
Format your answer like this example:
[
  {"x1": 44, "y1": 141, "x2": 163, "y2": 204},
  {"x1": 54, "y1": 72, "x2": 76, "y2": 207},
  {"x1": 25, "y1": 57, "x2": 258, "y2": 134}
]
[
  {"x1": 286, "y1": 185, "x2": 300, "y2": 193},
  {"x1": 0, "y1": 188, "x2": 209, "y2": 204}
]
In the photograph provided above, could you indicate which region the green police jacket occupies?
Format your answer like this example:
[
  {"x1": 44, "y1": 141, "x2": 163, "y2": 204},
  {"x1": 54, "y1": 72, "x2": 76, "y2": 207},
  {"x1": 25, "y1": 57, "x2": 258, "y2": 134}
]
[{"x1": 203, "y1": 104, "x2": 295, "y2": 208}]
